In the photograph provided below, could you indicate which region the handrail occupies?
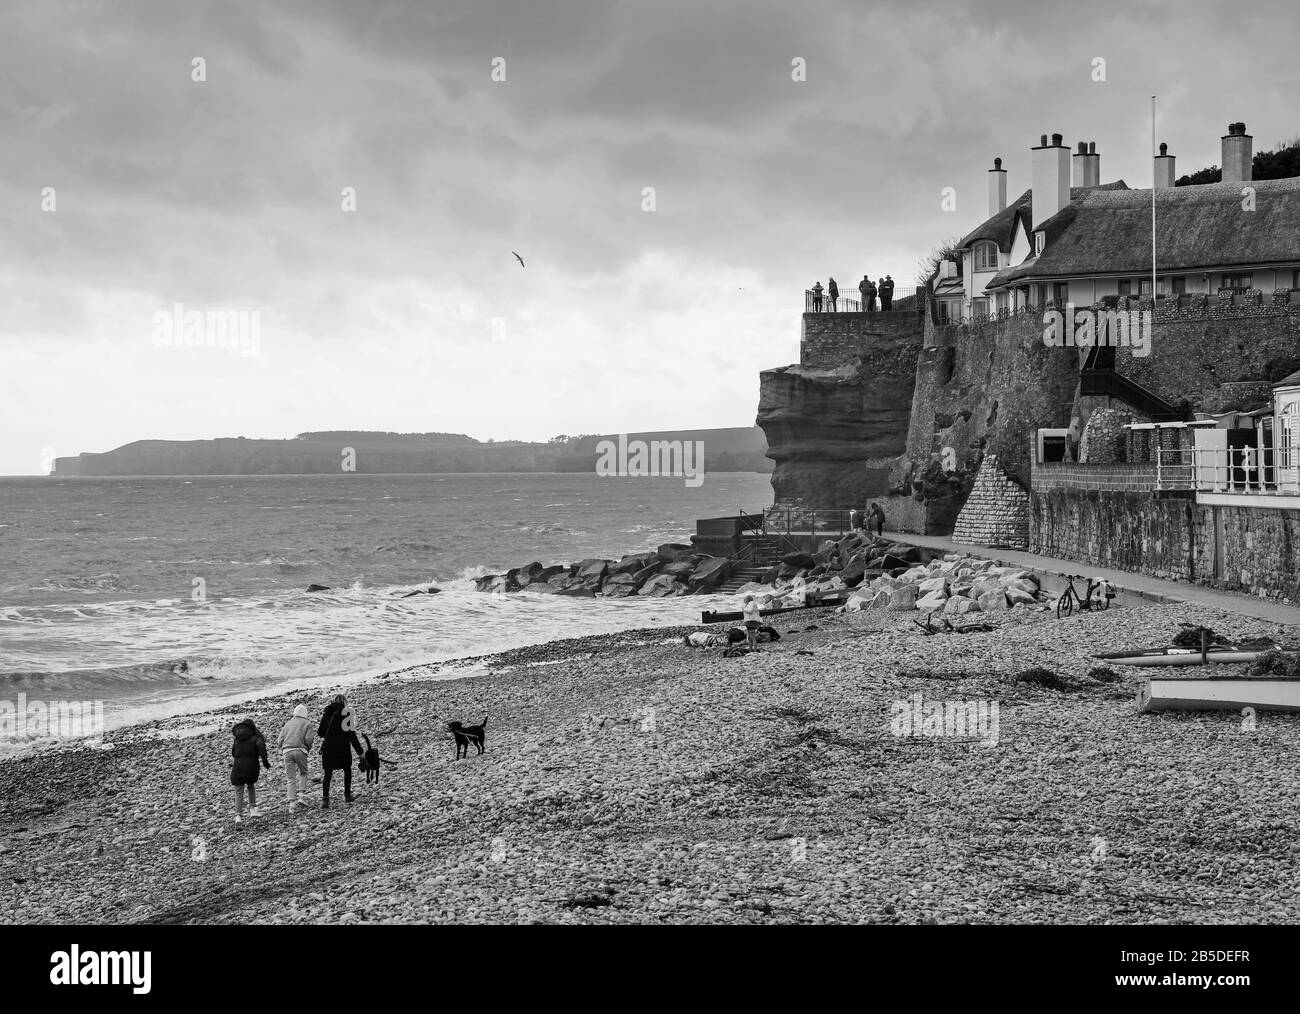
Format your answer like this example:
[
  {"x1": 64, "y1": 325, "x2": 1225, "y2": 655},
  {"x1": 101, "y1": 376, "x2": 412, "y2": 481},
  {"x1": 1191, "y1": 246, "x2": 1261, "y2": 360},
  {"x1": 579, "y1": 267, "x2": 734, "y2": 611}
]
[{"x1": 1156, "y1": 445, "x2": 1291, "y2": 493}]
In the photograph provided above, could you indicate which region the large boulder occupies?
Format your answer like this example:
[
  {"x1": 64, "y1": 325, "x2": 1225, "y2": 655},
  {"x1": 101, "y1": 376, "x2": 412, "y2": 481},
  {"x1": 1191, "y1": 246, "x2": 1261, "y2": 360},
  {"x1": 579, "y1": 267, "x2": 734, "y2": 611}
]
[
  {"x1": 601, "y1": 574, "x2": 636, "y2": 598},
  {"x1": 840, "y1": 556, "x2": 869, "y2": 587},
  {"x1": 536, "y1": 565, "x2": 568, "y2": 583},
  {"x1": 638, "y1": 573, "x2": 681, "y2": 597},
  {"x1": 1007, "y1": 586, "x2": 1037, "y2": 606},
  {"x1": 781, "y1": 552, "x2": 817, "y2": 570},
  {"x1": 916, "y1": 590, "x2": 948, "y2": 612},
  {"x1": 474, "y1": 575, "x2": 506, "y2": 594},
  {"x1": 918, "y1": 576, "x2": 949, "y2": 595},
  {"x1": 887, "y1": 585, "x2": 918, "y2": 611},
  {"x1": 630, "y1": 562, "x2": 663, "y2": 591},
  {"x1": 557, "y1": 583, "x2": 597, "y2": 597},
  {"x1": 576, "y1": 558, "x2": 610, "y2": 581},
  {"x1": 688, "y1": 556, "x2": 731, "y2": 592},
  {"x1": 610, "y1": 553, "x2": 653, "y2": 576},
  {"x1": 662, "y1": 560, "x2": 695, "y2": 577},
  {"x1": 977, "y1": 590, "x2": 1008, "y2": 612},
  {"x1": 656, "y1": 543, "x2": 695, "y2": 563},
  {"x1": 944, "y1": 596, "x2": 980, "y2": 615}
]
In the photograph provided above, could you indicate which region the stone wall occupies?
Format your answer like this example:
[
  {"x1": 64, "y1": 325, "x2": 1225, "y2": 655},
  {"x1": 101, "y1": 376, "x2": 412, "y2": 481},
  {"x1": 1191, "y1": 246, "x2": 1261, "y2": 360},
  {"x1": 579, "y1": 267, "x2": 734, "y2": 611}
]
[
  {"x1": 951, "y1": 454, "x2": 1030, "y2": 549},
  {"x1": 1115, "y1": 292, "x2": 1300, "y2": 412},
  {"x1": 800, "y1": 311, "x2": 926, "y2": 370},
  {"x1": 1211, "y1": 505, "x2": 1300, "y2": 600},
  {"x1": 1079, "y1": 408, "x2": 1137, "y2": 464},
  {"x1": 1030, "y1": 487, "x2": 1201, "y2": 581}
]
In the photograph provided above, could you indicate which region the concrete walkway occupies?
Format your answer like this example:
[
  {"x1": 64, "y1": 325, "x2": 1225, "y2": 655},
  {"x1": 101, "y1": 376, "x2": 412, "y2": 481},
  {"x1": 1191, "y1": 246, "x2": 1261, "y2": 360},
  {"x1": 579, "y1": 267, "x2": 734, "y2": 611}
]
[{"x1": 887, "y1": 531, "x2": 1300, "y2": 627}]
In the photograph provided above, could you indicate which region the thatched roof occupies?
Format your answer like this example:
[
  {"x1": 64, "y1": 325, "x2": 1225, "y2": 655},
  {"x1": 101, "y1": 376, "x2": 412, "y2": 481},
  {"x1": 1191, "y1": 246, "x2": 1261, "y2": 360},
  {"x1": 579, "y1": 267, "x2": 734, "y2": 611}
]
[
  {"x1": 958, "y1": 182, "x2": 1128, "y2": 254},
  {"x1": 987, "y1": 177, "x2": 1300, "y2": 288}
]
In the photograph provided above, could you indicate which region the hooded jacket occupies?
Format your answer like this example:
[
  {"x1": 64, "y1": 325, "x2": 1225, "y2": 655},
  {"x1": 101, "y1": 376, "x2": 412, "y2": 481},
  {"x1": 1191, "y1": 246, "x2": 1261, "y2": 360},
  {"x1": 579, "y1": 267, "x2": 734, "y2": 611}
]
[
  {"x1": 230, "y1": 719, "x2": 270, "y2": 785},
  {"x1": 280, "y1": 704, "x2": 316, "y2": 754}
]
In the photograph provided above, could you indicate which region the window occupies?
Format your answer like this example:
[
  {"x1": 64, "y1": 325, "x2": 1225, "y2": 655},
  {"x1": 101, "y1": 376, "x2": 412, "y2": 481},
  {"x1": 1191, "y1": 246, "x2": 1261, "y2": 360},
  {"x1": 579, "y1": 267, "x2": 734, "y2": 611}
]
[
  {"x1": 1223, "y1": 273, "x2": 1253, "y2": 292},
  {"x1": 1118, "y1": 279, "x2": 1132, "y2": 296},
  {"x1": 973, "y1": 242, "x2": 999, "y2": 271},
  {"x1": 1138, "y1": 278, "x2": 1153, "y2": 296},
  {"x1": 1034, "y1": 232, "x2": 1045, "y2": 255},
  {"x1": 972, "y1": 297, "x2": 990, "y2": 319},
  {"x1": 996, "y1": 291, "x2": 1009, "y2": 313},
  {"x1": 1293, "y1": 269, "x2": 1300, "y2": 289},
  {"x1": 1052, "y1": 282, "x2": 1069, "y2": 306},
  {"x1": 1172, "y1": 276, "x2": 1187, "y2": 295}
]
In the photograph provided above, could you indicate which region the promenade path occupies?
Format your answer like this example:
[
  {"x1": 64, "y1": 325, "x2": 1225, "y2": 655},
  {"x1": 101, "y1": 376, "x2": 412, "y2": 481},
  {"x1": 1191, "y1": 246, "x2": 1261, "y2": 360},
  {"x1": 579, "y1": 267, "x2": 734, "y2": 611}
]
[{"x1": 886, "y1": 531, "x2": 1300, "y2": 627}]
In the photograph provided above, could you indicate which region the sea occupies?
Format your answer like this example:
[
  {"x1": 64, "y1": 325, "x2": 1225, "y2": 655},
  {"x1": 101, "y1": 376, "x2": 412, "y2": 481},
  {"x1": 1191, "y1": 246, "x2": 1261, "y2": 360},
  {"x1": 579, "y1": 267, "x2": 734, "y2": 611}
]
[{"x1": 0, "y1": 472, "x2": 772, "y2": 750}]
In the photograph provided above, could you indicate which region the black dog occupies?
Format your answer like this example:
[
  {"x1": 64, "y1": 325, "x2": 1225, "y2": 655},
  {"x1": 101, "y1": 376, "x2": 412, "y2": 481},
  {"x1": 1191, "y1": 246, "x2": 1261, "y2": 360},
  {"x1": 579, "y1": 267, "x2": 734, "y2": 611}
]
[
  {"x1": 448, "y1": 717, "x2": 487, "y2": 759},
  {"x1": 357, "y1": 730, "x2": 397, "y2": 784}
]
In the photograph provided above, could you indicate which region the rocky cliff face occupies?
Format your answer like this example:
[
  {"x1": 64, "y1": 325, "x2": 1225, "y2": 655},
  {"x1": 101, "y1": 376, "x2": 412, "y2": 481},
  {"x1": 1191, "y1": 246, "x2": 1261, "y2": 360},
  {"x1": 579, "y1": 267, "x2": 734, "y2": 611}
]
[{"x1": 756, "y1": 313, "x2": 924, "y2": 507}]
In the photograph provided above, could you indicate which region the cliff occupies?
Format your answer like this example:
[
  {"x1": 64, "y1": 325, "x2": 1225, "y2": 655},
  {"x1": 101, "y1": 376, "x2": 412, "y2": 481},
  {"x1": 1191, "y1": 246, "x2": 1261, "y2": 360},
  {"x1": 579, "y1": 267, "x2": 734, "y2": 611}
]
[
  {"x1": 756, "y1": 313, "x2": 924, "y2": 507},
  {"x1": 50, "y1": 428, "x2": 772, "y2": 476}
]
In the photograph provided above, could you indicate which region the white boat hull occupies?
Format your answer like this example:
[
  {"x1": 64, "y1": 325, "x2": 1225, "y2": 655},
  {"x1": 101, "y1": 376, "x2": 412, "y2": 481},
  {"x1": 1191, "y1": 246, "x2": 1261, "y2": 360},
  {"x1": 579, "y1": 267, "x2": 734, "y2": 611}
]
[{"x1": 1138, "y1": 678, "x2": 1300, "y2": 713}]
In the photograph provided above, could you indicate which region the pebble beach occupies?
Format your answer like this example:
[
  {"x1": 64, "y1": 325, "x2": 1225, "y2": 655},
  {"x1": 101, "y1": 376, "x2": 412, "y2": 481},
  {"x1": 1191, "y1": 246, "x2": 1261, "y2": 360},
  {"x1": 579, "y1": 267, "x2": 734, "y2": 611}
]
[{"x1": 3, "y1": 598, "x2": 1299, "y2": 925}]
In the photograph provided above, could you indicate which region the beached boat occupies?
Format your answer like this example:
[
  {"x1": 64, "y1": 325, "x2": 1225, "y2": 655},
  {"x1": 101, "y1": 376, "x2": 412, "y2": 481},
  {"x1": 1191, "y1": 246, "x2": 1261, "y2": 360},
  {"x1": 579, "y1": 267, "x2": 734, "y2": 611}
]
[
  {"x1": 1138, "y1": 676, "x2": 1300, "y2": 713},
  {"x1": 1094, "y1": 644, "x2": 1276, "y2": 667}
]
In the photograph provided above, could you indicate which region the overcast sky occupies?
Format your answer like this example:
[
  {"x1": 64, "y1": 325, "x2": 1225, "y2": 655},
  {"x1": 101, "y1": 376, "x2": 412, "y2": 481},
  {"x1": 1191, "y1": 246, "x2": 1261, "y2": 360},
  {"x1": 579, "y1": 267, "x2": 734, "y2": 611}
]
[{"x1": 1, "y1": 0, "x2": 1297, "y2": 473}]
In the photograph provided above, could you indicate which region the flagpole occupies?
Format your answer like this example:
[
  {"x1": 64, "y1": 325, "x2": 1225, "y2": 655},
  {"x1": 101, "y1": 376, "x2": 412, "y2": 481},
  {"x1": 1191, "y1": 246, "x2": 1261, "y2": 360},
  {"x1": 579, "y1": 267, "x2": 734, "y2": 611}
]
[{"x1": 1151, "y1": 95, "x2": 1157, "y2": 300}]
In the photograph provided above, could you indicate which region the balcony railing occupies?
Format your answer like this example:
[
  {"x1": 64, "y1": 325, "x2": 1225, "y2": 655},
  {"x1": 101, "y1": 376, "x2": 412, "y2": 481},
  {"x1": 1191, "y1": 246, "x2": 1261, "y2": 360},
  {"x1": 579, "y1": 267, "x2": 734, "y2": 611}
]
[
  {"x1": 1155, "y1": 446, "x2": 1295, "y2": 493},
  {"x1": 805, "y1": 287, "x2": 917, "y2": 313}
]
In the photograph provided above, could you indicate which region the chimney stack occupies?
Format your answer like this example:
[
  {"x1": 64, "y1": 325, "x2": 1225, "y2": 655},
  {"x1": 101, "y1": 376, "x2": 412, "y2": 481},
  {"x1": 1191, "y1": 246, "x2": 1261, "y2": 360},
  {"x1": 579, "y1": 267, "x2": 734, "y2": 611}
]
[
  {"x1": 1221, "y1": 121, "x2": 1253, "y2": 184},
  {"x1": 1086, "y1": 141, "x2": 1100, "y2": 187},
  {"x1": 1031, "y1": 132, "x2": 1071, "y2": 229},
  {"x1": 988, "y1": 156, "x2": 1007, "y2": 216},
  {"x1": 1154, "y1": 140, "x2": 1176, "y2": 190},
  {"x1": 1072, "y1": 141, "x2": 1089, "y2": 187}
]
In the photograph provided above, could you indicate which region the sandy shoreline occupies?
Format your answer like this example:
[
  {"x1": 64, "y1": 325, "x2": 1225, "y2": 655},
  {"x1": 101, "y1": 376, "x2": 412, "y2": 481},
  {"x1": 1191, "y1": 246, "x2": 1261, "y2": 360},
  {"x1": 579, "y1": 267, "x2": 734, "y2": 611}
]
[{"x1": 3, "y1": 599, "x2": 1299, "y2": 925}]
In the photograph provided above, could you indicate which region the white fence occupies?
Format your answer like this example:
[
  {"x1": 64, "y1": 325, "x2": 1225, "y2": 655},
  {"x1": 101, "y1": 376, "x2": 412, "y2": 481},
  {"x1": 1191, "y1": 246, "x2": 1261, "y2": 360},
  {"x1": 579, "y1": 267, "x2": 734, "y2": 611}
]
[{"x1": 1155, "y1": 446, "x2": 1290, "y2": 493}]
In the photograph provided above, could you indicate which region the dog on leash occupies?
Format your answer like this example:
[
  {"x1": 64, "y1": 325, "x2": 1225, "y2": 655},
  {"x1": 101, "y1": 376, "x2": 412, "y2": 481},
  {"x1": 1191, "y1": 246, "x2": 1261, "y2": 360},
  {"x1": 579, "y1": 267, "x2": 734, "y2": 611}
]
[
  {"x1": 448, "y1": 717, "x2": 487, "y2": 759},
  {"x1": 357, "y1": 728, "x2": 398, "y2": 784}
]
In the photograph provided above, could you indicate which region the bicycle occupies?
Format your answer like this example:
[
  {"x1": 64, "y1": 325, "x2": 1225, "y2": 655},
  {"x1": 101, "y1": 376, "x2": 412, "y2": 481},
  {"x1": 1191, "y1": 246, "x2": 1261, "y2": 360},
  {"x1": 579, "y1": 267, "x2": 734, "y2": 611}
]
[{"x1": 1055, "y1": 573, "x2": 1113, "y2": 619}]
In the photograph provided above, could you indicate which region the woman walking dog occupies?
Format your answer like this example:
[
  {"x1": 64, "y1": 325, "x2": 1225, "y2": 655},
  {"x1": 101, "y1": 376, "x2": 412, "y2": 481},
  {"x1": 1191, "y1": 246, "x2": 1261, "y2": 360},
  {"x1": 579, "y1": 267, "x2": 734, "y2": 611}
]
[{"x1": 317, "y1": 695, "x2": 365, "y2": 808}]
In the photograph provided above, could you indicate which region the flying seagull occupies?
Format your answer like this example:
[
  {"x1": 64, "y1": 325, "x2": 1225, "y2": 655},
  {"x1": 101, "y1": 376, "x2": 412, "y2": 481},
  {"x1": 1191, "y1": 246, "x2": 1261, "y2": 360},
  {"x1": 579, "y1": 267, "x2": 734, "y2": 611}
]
[{"x1": 512, "y1": 251, "x2": 525, "y2": 268}]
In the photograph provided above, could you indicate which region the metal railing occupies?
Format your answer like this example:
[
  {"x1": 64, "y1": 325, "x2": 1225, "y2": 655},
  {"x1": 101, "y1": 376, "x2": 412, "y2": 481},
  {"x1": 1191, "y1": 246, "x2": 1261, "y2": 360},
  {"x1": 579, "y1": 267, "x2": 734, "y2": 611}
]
[
  {"x1": 805, "y1": 287, "x2": 916, "y2": 313},
  {"x1": 1155, "y1": 446, "x2": 1294, "y2": 493}
]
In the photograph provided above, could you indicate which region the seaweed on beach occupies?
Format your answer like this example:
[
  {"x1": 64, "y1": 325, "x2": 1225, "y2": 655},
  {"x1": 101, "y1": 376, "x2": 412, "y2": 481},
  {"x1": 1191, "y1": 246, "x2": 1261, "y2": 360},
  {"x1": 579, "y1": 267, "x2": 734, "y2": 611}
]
[
  {"x1": 1172, "y1": 625, "x2": 1230, "y2": 649},
  {"x1": 1246, "y1": 649, "x2": 1300, "y2": 678},
  {"x1": 1086, "y1": 666, "x2": 1123, "y2": 683},
  {"x1": 1012, "y1": 667, "x2": 1076, "y2": 692}
]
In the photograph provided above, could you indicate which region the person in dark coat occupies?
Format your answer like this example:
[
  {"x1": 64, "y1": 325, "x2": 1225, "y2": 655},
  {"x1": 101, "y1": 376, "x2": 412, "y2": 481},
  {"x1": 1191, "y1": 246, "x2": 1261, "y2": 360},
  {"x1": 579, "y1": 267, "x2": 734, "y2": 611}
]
[
  {"x1": 858, "y1": 275, "x2": 872, "y2": 313},
  {"x1": 863, "y1": 278, "x2": 877, "y2": 312},
  {"x1": 881, "y1": 275, "x2": 895, "y2": 311},
  {"x1": 811, "y1": 281, "x2": 824, "y2": 312},
  {"x1": 869, "y1": 502, "x2": 886, "y2": 536},
  {"x1": 317, "y1": 695, "x2": 364, "y2": 808},
  {"x1": 230, "y1": 718, "x2": 271, "y2": 825},
  {"x1": 828, "y1": 277, "x2": 839, "y2": 311}
]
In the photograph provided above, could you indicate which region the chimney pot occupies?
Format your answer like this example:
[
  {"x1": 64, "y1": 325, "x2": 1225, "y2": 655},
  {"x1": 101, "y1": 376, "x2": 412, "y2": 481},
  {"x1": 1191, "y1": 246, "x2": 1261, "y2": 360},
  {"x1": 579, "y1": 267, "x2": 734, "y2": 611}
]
[
  {"x1": 1040, "y1": 134, "x2": 1048, "y2": 147},
  {"x1": 1051, "y1": 132, "x2": 1063, "y2": 146},
  {"x1": 1077, "y1": 141, "x2": 1087, "y2": 154},
  {"x1": 1159, "y1": 141, "x2": 1167, "y2": 155},
  {"x1": 1088, "y1": 141, "x2": 1096, "y2": 154},
  {"x1": 994, "y1": 157, "x2": 1002, "y2": 169}
]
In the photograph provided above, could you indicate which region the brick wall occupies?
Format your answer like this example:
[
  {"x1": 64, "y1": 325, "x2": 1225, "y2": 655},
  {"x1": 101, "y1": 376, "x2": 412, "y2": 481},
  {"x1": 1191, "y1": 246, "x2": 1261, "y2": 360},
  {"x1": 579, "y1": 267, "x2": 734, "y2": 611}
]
[
  {"x1": 800, "y1": 311, "x2": 927, "y2": 370},
  {"x1": 1031, "y1": 461, "x2": 1159, "y2": 493}
]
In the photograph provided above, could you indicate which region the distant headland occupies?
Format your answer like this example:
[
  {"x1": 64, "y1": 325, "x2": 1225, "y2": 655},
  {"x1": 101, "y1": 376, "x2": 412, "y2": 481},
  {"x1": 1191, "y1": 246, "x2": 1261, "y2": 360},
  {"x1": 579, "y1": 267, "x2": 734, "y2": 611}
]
[{"x1": 49, "y1": 427, "x2": 772, "y2": 476}]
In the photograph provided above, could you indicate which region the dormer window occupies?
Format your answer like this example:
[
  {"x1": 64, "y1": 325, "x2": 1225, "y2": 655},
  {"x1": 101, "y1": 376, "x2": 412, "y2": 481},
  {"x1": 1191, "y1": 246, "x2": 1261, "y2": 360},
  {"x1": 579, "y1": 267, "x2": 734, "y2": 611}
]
[
  {"x1": 973, "y1": 241, "x2": 999, "y2": 271},
  {"x1": 1034, "y1": 231, "x2": 1045, "y2": 255}
]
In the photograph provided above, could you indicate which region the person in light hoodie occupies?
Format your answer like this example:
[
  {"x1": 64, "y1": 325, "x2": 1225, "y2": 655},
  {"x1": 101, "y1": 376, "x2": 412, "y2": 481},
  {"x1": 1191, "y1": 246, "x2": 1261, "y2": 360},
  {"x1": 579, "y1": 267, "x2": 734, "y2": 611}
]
[{"x1": 279, "y1": 704, "x2": 316, "y2": 813}]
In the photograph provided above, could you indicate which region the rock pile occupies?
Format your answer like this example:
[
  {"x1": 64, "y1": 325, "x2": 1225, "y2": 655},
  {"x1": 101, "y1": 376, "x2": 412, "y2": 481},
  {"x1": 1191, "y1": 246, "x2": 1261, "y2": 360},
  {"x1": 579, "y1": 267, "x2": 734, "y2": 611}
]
[
  {"x1": 840, "y1": 553, "x2": 1046, "y2": 615},
  {"x1": 472, "y1": 544, "x2": 735, "y2": 598}
]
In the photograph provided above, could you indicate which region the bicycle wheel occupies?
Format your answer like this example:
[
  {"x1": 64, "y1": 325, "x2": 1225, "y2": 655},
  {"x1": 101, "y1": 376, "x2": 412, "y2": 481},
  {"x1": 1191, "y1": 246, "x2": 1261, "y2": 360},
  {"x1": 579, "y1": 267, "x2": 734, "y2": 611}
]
[
  {"x1": 1095, "y1": 589, "x2": 1111, "y2": 611},
  {"x1": 1056, "y1": 590, "x2": 1073, "y2": 619}
]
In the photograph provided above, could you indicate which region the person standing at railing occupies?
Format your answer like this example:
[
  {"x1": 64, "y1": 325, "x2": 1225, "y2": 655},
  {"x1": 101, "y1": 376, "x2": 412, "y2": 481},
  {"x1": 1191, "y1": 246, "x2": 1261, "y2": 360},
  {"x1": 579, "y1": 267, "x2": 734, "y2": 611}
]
[
  {"x1": 858, "y1": 275, "x2": 872, "y2": 313},
  {"x1": 869, "y1": 501, "x2": 886, "y2": 536},
  {"x1": 864, "y1": 276, "x2": 878, "y2": 313},
  {"x1": 881, "y1": 275, "x2": 895, "y2": 311},
  {"x1": 828, "y1": 277, "x2": 839, "y2": 312},
  {"x1": 812, "y1": 280, "x2": 824, "y2": 312}
]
